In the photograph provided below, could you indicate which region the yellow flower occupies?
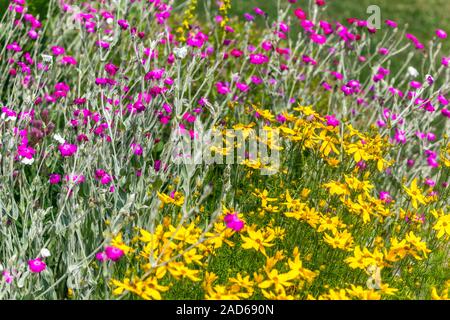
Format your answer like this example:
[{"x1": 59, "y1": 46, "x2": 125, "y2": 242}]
[
  {"x1": 433, "y1": 213, "x2": 450, "y2": 239},
  {"x1": 253, "y1": 189, "x2": 278, "y2": 207},
  {"x1": 346, "y1": 285, "x2": 381, "y2": 300},
  {"x1": 323, "y1": 229, "x2": 354, "y2": 251},
  {"x1": 241, "y1": 227, "x2": 275, "y2": 256},
  {"x1": 431, "y1": 287, "x2": 449, "y2": 300},
  {"x1": 316, "y1": 129, "x2": 340, "y2": 156},
  {"x1": 287, "y1": 253, "x2": 317, "y2": 283},
  {"x1": 403, "y1": 178, "x2": 427, "y2": 209},
  {"x1": 157, "y1": 191, "x2": 185, "y2": 207},
  {"x1": 111, "y1": 233, "x2": 133, "y2": 254},
  {"x1": 167, "y1": 262, "x2": 201, "y2": 281},
  {"x1": 258, "y1": 269, "x2": 298, "y2": 291}
]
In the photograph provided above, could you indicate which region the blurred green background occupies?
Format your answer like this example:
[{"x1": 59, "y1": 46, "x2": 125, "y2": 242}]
[{"x1": 1, "y1": 0, "x2": 448, "y2": 52}]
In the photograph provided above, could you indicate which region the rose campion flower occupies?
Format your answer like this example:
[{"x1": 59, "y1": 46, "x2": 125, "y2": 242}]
[
  {"x1": 131, "y1": 143, "x2": 143, "y2": 156},
  {"x1": 436, "y1": 29, "x2": 447, "y2": 39},
  {"x1": 224, "y1": 213, "x2": 245, "y2": 232},
  {"x1": 394, "y1": 129, "x2": 407, "y2": 144},
  {"x1": 28, "y1": 258, "x2": 46, "y2": 273},
  {"x1": 49, "y1": 174, "x2": 61, "y2": 184},
  {"x1": 325, "y1": 115, "x2": 340, "y2": 127},
  {"x1": 96, "y1": 251, "x2": 108, "y2": 262},
  {"x1": 249, "y1": 53, "x2": 269, "y2": 65},
  {"x1": 59, "y1": 142, "x2": 77, "y2": 157},
  {"x1": 51, "y1": 46, "x2": 65, "y2": 56},
  {"x1": 2, "y1": 270, "x2": 13, "y2": 284},
  {"x1": 379, "y1": 191, "x2": 392, "y2": 203},
  {"x1": 105, "y1": 246, "x2": 124, "y2": 261}
]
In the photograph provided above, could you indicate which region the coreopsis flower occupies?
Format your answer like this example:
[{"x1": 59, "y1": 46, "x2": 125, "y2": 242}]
[
  {"x1": 58, "y1": 142, "x2": 77, "y2": 157},
  {"x1": 28, "y1": 258, "x2": 46, "y2": 273},
  {"x1": 404, "y1": 178, "x2": 427, "y2": 209}
]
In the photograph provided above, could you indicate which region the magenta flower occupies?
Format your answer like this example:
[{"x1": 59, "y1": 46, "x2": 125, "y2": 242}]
[
  {"x1": 131, "y1": 143, "x2": 143, "y2": 156},
  {"x1": 17, "y1": 144, "x2": 36, "y2": 159},
  {"x1": 249, "y1": 53, "x2": 269, "y2": 65},
  {"x1": 61, "y1": 56, "x2": 77, "y2": 65},
  {"x1": 436, "y1": 29, "x2": 447, "y2": 39},
  {"x1": 325, "y1": 115, "x2": 340, "y2": 127},
  {"x1": 105, "y1": 63, "x2": 119, "y2": 76},
  {"x1": 254, "y1": 7, "x2": 265, "y2": 16},
  {"x1": 59, "y1": 142, "x2": 77, "y2": 157},
  {"x1": 385, "y1": 20, "x2": 398, "y2": 28},
  {"x1": 216, "y1": 82, "x2": 230, "y2": 95},
  {"x1": 224, "y1": 213, "x2": 245, "y2": 232},
  {"x1": 442, "y1": 57, "x2": 450, "y2": 67},
  {"x1": 394, "y1": 129, "x2": 407, "y2": 144},
  {"x1": 2, "y1": 270, "x2": 13, "y2": 284},
  {"x1": 28, "y1": 258, "x2": 46, "y2": 273},
  {"x1": 95, "y1": 251, "x2": 108, "y2": 262},
  {"x1": 236, "y1": 82, "x2": 250, "y2": 92},
  {"x1": 49, "y1": 174, "x2": 61, "y2": 184},
  {"x1": 294, "y1": 8, "x2": 306, "y2": 20},
  {"x1": 378, "y1": 48, "x2": 389, "y2": 55},
  {"x1": 51, "y1": 46, "x2": 65, "y2": 56},
  {"x1": 105, "y1": 246, "x2": 124, "y2": 261},
  {"x1": 379, "y1": 191, "x2": 392, "y2": 203}
]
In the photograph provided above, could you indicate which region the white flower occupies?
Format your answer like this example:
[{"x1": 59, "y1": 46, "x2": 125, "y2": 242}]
[
  {"x1": 21, "y1": 158, "x2": 34, "y2": 165},
  {"x1": 40, "y1": 248, "x2": 51, "y2": 258},
  {"x1": 407, "y1": 66, "x2": 419, "y2": 78},
  {"x1": 54, "y1": 134, "x2": 66, "y2": 144},
  {"x1": 174, "y1": 46, "x2": 188, "y2": 59}
]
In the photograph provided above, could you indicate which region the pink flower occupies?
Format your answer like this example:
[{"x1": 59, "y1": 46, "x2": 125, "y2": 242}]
[
  {"x1": 254, "y1": 7, "x2": 265, "y2": 16},
  {"x1": 224, "y1": 213, "x2": 245, "y2": 232},
  {"x1": 249, "y1": 53, "x2": 269, "y2": 65},
  {"x1": 379, "y1": 48, "x2": 389, "y2": 55},
  {"x1": 394, "y1": 129, "x2": 407, "y2": 144},
  {"x1": 442, "y1": 57, "x2": 450, "y2": 67},
  {"x1": 436, "y1": 29, "x2": 447, "y2": 39},
  {"x1": 2, "y1": 270, "x2": 13, "y2": 284},
  {"x1": 51, "y1": 46, "x2": 65, "y2": 56},
  {"x1": 216, "y1": 82, "x2": 230, "y2": 95},
  {"x1": 131, "y1": 143, "x2": 143, "y2": 156},
  {"x1": 59, "y1": 142, "x2": 77, "y2": 157},
  {"x1": 379, "y1": 191, "x2": 392, "y2": 203},
  {"x1": 385, "y1": 20, "x2": 398, "y2": 28},
  {"x1": 17, "y1": 144, "x2": 36, "y2": 159},
  {"x1": 95, "y1": 251, "x2": 108, "y2": 262},
  {"x1": 105, "y1": 63, "x2": 119, "y2": 76},
  {"x1": 28, "y1": 258, "x2": 46, "y2": 273},
  {"x1": 236, "y1": 82, "x2": 250, "y2": 92},
  {"x1": 294, "y1": 8, "x2": 307, "y2": 20},
  {"x1": 325, "y1": 115, "x2": 340, "y2": 127},
  {"x1": 61, "y1": 56, "x2": 77, "y2": 65},
  {"x1": 49, "y1": 174, "x2": 61, "y2": 184},
  {"x1": 105, "y1": 246, "x2": 124, "y2": 261}
]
